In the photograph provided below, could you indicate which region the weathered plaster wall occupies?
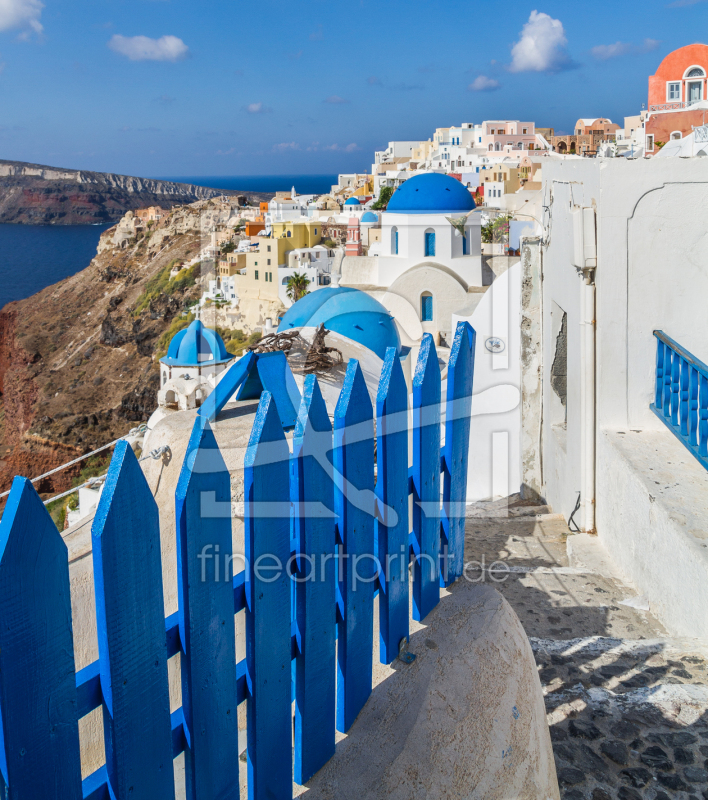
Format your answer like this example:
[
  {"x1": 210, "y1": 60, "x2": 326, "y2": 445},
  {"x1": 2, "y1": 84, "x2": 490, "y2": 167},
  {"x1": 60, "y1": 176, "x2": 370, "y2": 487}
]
[
  {"x1": 453, "y1": 263, "x2": 521, "y2": 501},
  {"x1": 520, "y1": 237, "x2": 543, "y2": 501}
]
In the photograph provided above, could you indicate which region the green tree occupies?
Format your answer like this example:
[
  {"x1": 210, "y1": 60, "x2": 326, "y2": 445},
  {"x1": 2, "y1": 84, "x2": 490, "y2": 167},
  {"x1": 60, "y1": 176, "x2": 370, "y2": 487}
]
[
  {"x1": 372, "y1": 186, "x2": 394, "y2": 210},
  {"x1": 286, "y1": 272, "x2": 311, "y2": 303}
]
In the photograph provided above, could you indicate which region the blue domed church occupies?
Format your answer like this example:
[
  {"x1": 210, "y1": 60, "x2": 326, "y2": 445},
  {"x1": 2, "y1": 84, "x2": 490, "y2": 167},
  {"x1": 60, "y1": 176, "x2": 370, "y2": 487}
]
[
  {"x1": 155, "y1": 320, "x2": 234, "y2": 415},
  {"x1": 342, "y1": 173, "x2": 482, "y2": 345}
]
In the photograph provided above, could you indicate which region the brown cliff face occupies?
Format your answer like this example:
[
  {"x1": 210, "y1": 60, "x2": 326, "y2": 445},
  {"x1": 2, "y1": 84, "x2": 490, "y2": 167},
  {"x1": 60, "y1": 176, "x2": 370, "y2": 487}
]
[
  {"x1": 0, "y1": 159, "x2": 271, "y2": 225},
  {"x1": 0, "y1": 205, "x2": 208, "y2": 501}
]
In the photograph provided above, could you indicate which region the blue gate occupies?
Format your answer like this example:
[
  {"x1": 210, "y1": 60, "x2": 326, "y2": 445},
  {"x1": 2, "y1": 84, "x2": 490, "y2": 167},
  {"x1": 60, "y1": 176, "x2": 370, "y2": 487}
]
[{"x1": 0, "y1": 322, "x2": 476, "y2": 800}]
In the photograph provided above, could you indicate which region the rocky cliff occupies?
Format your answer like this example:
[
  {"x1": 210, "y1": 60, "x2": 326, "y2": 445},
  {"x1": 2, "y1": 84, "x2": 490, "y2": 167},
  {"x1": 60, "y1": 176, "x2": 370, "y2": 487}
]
[
  {"x1": 0, "y1": 201, "x2": 224, "y2": 501},
  {"x1": 0, "y1": 159, "x2": 271, "y2": 224}
]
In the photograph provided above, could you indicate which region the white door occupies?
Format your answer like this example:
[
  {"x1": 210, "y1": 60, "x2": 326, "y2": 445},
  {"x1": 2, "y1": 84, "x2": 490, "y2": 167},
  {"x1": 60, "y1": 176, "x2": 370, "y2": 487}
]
[{"x1": 688, "y1": 81, "x2": 703, "y2": 104}]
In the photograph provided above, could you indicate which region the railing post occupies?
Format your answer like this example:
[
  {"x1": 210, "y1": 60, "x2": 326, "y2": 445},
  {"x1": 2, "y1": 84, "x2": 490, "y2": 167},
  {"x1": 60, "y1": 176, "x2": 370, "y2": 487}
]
[
  {"x1": 333, "y1": 360, "x2": 375, "y2": 733},
  {"x1": 655, "y1": 337, "x2": 664, "y2": 412},
  {"x1": 663, "y1": 347, "x2": 673, "y2": 419},
  {"x1": 244, "y1": 392, "x2": 292, "y2": 800},
  {"x1": 375, "y1": 348, "x2": 409, "y2": 664},
  {"x1": 680, "y1": 357, "x2": 690, "y2": 436},
  {"x1": 671, "y1": 350, "x2": 680, "y2": 427},
  {"x1": 92, "y1": 441, "x2": 176, "y2": 800},
  {"x1": 0, "y1": 478, "x2": 83, "y2": 799},
  {"x1": 291, "y1": 375, "x2": 336, "y2": 783},
  {"x1": 175, "y1": 419, "x2": 240, "y2": 800},
  {"x1": 412, "y1": 334, "x2": 441, "y2": 621},
  {"x1": 700, "y1": 374, "x2": 708, "y2": 458}
]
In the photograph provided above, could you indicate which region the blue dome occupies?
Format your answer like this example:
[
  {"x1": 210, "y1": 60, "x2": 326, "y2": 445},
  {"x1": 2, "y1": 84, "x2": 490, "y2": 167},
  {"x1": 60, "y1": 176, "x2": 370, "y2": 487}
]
[
  {"x1": 278, "y1": 287, "x2": 400, "y2": 360},
  {"x1": 161, "y1": 319, "x2": 232, "y2": 367},
  {"x1": 386, "y1": 173, "x2": 476, "y2": 214},
  {"x1": 360, "y1": 211, "x2": 379, "y2": 223},
  {"x1": 344, "y1": 197, "x2": 361, "y2": 206}
]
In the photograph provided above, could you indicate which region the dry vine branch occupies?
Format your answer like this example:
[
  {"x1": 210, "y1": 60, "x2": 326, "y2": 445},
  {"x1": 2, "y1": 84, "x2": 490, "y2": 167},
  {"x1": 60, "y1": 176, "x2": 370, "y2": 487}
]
[
  {"x1": 304, "y1": 323, "x2": 343, "y2": 374},
  {"x1": 247, "y1": 329, "x2": 300, "y2": 354}
]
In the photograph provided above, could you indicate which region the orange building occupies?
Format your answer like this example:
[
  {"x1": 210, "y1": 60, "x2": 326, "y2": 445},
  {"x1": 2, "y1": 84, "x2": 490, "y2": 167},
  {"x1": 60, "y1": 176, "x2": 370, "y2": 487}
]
[
  {"x1": 648, "y1": 43, "x2": 708, "y2": 110},
  {"x1": 645, "y1": 44, "x2": 708, "y2": 154},
  {"x1": 245, "y1": 220, "x2": 265, "y2": 236}
]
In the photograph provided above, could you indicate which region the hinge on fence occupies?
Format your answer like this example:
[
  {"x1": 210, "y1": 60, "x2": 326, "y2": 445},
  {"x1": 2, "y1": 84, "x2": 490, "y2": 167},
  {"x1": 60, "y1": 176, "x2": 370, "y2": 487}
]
[{"x1": 397, "y1": 637, "x2": 416, "y2": 665}]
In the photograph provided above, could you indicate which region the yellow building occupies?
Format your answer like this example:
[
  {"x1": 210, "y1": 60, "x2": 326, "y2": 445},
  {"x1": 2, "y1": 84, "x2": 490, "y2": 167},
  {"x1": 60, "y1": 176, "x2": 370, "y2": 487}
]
[
  {"x1": 411, "y1": 140, "x2": 434, "y2": 162},
  {"x1": 233, "y1": 220, "x2": 323, "y2": 301},
  {"x1": 218, "y1": 252, "x2": 247, "y2": 277}
]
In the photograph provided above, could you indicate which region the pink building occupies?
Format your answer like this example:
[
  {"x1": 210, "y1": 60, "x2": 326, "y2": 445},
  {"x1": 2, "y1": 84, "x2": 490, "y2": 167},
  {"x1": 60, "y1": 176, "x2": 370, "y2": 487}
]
[
  {"x1": 345, "y1": 218, "x2": 362, "y2": 257},
  {"x1": 479, "y1": 121, "x2": 538, "y2": 153}
]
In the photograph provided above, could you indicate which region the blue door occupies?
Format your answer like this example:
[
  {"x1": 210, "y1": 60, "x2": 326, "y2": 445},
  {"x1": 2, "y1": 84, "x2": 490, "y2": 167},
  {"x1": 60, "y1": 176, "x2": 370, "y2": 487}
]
[
  {"x1": 424, "y1": 232, "x2": 435, "y2": 257},
  {"x1": 462, "y1": 234, "x2": 468, "y2": 255},
  {"x1": 421, "y1": 294, "x2": 433, "y2": 321}
]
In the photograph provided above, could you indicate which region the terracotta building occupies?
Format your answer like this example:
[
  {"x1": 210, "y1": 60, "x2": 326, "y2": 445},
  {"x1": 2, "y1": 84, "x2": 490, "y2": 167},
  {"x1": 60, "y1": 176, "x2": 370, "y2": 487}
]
[
  {"x1": 549, "y1": 119, "x2": 619, "y2": 156},
  {"x1": 645, "y1": 44, "x2": 708, "y2": 154}
]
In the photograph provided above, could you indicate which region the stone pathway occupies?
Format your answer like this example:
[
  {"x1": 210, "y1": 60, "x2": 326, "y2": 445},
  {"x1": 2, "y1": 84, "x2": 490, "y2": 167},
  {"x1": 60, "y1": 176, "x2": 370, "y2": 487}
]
[{"x1": 465, "y1": 496, "x2": 708, "y2": 800}]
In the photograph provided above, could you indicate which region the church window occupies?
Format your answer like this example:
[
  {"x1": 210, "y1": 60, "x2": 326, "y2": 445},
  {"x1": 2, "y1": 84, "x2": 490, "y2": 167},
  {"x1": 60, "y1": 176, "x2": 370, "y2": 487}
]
[
  {"x1": 424, "y1": 230, "x2": 435, "y2": 257},
  {"x1": 421, "y1": 292, "x2": 433, "y2": 322}
]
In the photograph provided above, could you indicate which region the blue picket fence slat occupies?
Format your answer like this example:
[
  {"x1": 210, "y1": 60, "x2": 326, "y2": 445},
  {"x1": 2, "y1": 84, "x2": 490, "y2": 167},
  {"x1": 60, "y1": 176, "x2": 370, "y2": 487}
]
[
  {"x1": 333, "y1": 360, "x2": 376, "y2": 732},
  {"x1": 0, "y1": 320, "x2": 477, "y2": 800},
  {"x1": 412, "y1": 334, "x2": 442, "y2": 621},
  {"x1": 175, "y1": 418, "x2": 240, "y2": 799},
  {"x1": 442, "y1": 322, "x2": 476, "y2": 585},
  {"x1": 244, "y1": 391, "x2": 293, "y2": 800},
  {"x1": 291, "y1": 375, "x2": 336, "y2": 783},
  {"x1": 375, "y1": 348, "x2": 410, "y2": 664},
  {"x1": 92, "y1": 441, "x2": 176, "y2": 800},
  {"x1": 0, "y1": 477, "x2": 83, "y2": 799}
]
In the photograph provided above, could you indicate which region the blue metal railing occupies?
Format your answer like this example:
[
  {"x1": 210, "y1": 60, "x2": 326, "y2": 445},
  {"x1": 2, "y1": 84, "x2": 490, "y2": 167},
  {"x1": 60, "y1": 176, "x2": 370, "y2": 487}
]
[{"x1": 650, "y1": 330, "x2": 708, "y2": 470}]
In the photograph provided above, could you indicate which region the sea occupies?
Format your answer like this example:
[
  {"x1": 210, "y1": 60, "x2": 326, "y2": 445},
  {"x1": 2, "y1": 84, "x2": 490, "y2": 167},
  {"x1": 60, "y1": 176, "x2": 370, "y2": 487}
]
[{"x1": 0, "y1": 175, "x2": 336, "y2": 310}]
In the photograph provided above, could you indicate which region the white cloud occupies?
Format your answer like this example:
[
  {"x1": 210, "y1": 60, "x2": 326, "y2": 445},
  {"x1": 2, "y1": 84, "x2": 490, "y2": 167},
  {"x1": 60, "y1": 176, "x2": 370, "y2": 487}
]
[
  {"x1": 0, "y1": 0, "x2": 44, "y2": 36},
  {"x1": 591, "y1": 38, "x2": 660, "y2": 60},
  {"x1": 244, "y1": 102, "x2": 271, "y2": 114},
  {"x1": 273, "y1": 142, "x2": 299, "y2": 151},
  {"x1": 324, "y1": 95, "x2": 348, "y2": 104},
  {"x1": 469, "y1": 75, "x2": 500, "y2": 92},
  {"x1": 324, "y1": 143, "x2": 359, "y2": 152},
  {"x1": 509, "y1": 11, "x2": 573, "y2": 73},
  {"x1": 108, "y1": 34, "x2": 189, "y2": 62}
]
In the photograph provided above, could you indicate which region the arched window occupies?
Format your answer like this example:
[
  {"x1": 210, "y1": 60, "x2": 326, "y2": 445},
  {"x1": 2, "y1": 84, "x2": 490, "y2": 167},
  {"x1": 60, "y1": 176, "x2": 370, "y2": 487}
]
[
  {"x1": 424, "y1": 229, "x2": 435, "y2": 257},
  {"x1": 488, "y1": 143, "x2": 493, "y2": 152},
  {"x1": 282, "y1": 276, "x2": 289, "y2": 284},
  {"x1": 670, "y1": 131, "x2": 682, "y2": 140},
  {"x1": 162, "y1": 371, "x2": 167, "y2": 386},
  {"x1": 421, "y1": 292, "x2": 433, "y2": 322},
  {"x1": 287, "y1": 230, "x2": 291, "y2": 237},
  {"x1": 686, "y1": 67, "x2": 706, "y2": 78},
  {"x1": 391, "y1": 226, "x2": 398, "y2": 254},
  {"x1": 462, "y1": 233, "x2": 468, "y2": 256},
  {"x1": 517, "y1": 142, "x2": 523, "y2": 149},
  {"x1": 494, "y1": 142, "x2": 500, "y2": 152}
]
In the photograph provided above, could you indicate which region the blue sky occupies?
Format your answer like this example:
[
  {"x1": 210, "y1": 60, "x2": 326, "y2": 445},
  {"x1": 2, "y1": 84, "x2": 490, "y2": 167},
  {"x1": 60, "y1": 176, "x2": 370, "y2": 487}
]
[{"x1": 0, "y1": 0, "x2": 706, "y2": 177}]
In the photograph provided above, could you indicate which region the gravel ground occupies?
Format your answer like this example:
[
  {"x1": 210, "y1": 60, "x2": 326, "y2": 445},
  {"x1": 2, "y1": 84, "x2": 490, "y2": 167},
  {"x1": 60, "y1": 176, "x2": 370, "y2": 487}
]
[{"x1": 464, "y1": 498, "x2": 708, "y2": 800}]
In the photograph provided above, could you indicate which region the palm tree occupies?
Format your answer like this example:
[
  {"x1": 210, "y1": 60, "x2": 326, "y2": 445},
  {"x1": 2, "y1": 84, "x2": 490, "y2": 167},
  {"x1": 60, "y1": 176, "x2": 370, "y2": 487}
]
[{"x1": 286, "y1": 272, "x2": 311, "y2": 303}]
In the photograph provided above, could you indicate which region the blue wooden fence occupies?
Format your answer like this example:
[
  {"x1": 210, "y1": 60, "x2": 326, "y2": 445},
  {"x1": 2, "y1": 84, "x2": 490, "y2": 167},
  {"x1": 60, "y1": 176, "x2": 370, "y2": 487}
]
[
  {"x1": 0, "y1": 321, "x2": 476, "y2": 800},
  {"x1": 650, "y1": 329, "x2": 708, "y2": 471}
]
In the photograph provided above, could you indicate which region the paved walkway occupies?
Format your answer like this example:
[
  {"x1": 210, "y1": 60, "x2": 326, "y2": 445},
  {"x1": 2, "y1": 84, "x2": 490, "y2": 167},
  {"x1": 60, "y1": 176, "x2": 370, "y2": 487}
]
[{"x1": 465, "y1": 496, "x2": 708, "y2": 800}]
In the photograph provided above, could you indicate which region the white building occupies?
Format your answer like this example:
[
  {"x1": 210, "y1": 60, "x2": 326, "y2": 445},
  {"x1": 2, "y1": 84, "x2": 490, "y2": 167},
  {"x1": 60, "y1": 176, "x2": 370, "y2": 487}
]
[
  {"x1": 201, "y1": 275, "x2": 239, "y2": 307},
  {"x1": 278, "y1": 245, "x2": 335, "y2": 307},
  {"x1": 520, "y1": 155, "x2": 708, "y2": 640}
]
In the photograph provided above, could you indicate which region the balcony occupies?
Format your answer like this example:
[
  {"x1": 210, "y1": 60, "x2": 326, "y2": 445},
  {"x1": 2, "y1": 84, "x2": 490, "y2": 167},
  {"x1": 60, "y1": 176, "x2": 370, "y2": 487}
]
[{"x1": 650, "y1": 329, "x2": 708, "y2": 471}]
